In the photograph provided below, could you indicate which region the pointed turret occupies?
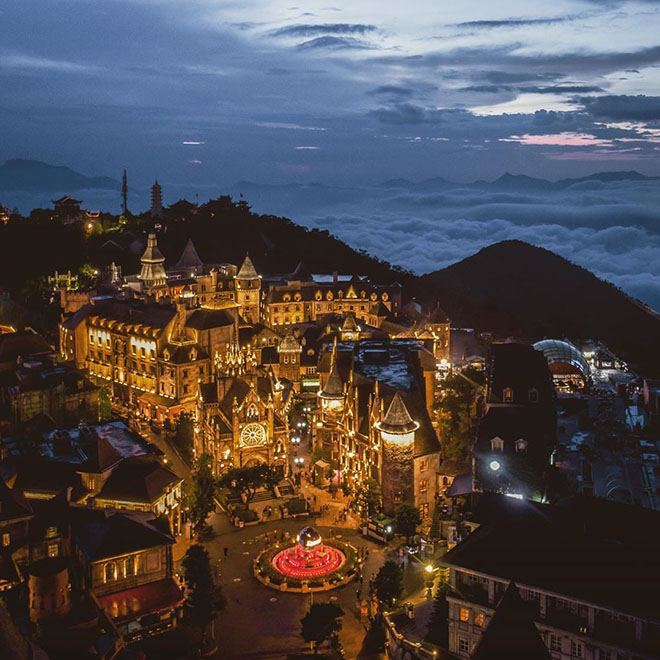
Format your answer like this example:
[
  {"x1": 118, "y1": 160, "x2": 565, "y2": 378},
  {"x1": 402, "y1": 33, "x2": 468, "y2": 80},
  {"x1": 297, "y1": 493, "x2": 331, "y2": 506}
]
[
  {"x1": 176, "y1": 238, "x2": 203, "y2": 270},
  {"x1": 138, "y1": 233, "x2": 167, "y2": 287},
  {"x1": 377, "y1": 392, "x2": 419, "y2": 435},
  {"x1": 237, "y1": 254, "x2": 259, "y2": 280},
  {"x1": 150, "y1": 179, "x2": 163, "y2": 218},
  {"x1": 320, "y1": 339, "x2": 344, "y2": 400}
]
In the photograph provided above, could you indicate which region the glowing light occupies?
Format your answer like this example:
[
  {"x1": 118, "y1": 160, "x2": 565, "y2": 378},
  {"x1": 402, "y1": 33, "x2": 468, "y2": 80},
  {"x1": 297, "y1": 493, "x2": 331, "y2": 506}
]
[
  {"x1": 425, "y1": 564, "x2": 434, "y2": 573},
  {"x1": 182, "y1": 140, "x2": 205, "y2": 145},
  {"x1": 489, "y1": 460, "x2": 501, "y2": 472}
]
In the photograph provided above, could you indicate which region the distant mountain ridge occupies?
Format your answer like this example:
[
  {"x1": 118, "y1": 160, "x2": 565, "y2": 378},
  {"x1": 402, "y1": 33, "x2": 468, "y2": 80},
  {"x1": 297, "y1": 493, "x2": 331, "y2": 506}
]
[{"x1": 0, "y1": 159, "x2": 119, "y2": 192}]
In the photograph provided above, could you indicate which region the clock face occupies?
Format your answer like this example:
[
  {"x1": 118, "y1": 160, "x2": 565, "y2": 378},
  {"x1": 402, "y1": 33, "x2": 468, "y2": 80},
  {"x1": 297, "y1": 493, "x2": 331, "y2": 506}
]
[{"x1": 240, "y1": 423, "x2": 266, "y2": 448}]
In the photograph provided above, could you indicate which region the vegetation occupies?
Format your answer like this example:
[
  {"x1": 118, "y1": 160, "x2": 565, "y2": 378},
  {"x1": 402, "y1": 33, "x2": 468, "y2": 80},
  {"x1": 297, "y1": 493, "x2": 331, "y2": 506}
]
[
  {"x1": 393, "y1": 502, "x2": 421, "y2": 543},
  {"x1": 98, "y1": 387, "x2": 112, "y2": 422},
  {"x1": 171, "y1": 411, "x2": 194, "y2": 463},
  {"x1": 300, "y1": 603, "x2": 344, "y2": 655},
  {"x1": 372, "y1": 560, "x2": 403, "y2": 607},
  {"x1": 185, "y1": 453, "x2": 217, "y2": 534},
  {"x1": 181, "y1": 544, "x2": 226, "y2": 641},
  {"x1": 218, "y1": 463, "x2": 278, "y2": 509},
  {"x1": 355, "y1": 478, "x2": 382, "y2": 517},
  {"x1": 425, "y1": 580, "x2": 450, "y2": 647},
  {"x1": 434, "y1": 369, "x2": 483, "y2": 463}
]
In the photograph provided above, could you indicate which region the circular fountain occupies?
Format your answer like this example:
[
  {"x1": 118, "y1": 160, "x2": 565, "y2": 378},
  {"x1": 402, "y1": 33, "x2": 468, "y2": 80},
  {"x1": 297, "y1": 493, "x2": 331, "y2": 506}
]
[{"x1": 255, "y1": 526, "x2": 360, "y2": 592}]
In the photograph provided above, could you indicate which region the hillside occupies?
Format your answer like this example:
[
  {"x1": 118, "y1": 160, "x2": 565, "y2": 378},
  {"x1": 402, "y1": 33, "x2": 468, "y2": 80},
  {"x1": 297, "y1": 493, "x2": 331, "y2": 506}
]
[
  {"x1": 418, "y1": 240, "x2": 660, "y2": 374},
  {"x1": 0, "y1": 159, "x2": 119, "y2": 192}
]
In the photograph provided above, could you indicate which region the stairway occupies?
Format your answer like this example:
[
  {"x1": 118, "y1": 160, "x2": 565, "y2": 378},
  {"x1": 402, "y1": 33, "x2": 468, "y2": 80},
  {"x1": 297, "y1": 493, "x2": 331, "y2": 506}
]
[{"x1": 277, "y1": 480, "x2": 295, "y2": 497}]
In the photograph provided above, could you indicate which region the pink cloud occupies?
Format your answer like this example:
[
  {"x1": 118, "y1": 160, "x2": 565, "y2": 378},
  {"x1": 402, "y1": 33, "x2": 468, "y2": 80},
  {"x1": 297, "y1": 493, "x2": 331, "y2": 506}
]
[
  {"x1": 500, "y1": 132, "x2": 613, "y2": 147},
  {"x1": 544, "y1": 150, "x2": 650, "y2": 161}
]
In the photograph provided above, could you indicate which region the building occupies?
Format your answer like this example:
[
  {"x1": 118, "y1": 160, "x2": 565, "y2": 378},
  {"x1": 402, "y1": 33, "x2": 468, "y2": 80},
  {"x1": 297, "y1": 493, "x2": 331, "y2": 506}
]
[
  {"x1": 235, "y1": 255, "x2": 262, "y2": 324},
  {"x1": 533, "y1": 339, "x2": 590, "y2": 391},
  {"x1": 75, "y1": 511, "x2": 184, "y2": 644},
  {"x1": 60, "y1": 297, "x2": 237, "y2": 421},
  {"x1": 264, "y1": 270, "x2": 402, "y2": 328},
  {"x1": 0, "y1": 479, "x2": 33, "y2": 592},
  {"x1": 52, "y1": 196, "x2": 82, "y2": 224},
  {"x1": 196, "y1": 367, "x2": 291, "y2": 477},
  {"x1": 474, "y1": 343, "x2": 556, "y2": 500},
  {"x1": 150, "y1": 180, "x2": 164, "y2": 219},
  {"x1": 1, "y1": 356, "x2": 98, "y2": 428},
  {"x1": 315, "y1": 339, "x2": 441, "y2": 519},
  {"x1": 442, "y1": 492, "x2": 660, "y2": 660}
]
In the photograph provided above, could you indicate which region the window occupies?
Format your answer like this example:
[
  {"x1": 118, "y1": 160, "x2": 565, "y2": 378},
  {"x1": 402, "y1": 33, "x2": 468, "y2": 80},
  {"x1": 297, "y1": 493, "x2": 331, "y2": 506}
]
[
  {"x1": 2, "y1": 533, "x2": 9, "y2": 547},
  {"x1": 419, "y1": 459, "x2": 428, "y2": 471},
  {"x1": 491, "y1": 437, "x2": 504, "y2": 452},
  {"x1": 459, "y1": 607, "x2": 470, "y2": 622},
  {"x1": 515, "y1": 439, "x2": 528, "y2": 453},
  {"x1": 503, "y1": 387, "x2": 513, "y2": 402},
  {"x1": 458, "y1": 638, "x2": 469, "y2": 653},
  {"x1": 125, "y1": 556, "x2": 136, "y2": 576},
  {"x1": 550, "y1": 635, "x2": 562, "y2": 652},
  {"x1": 474, "y1": 612, "x2": 484, "y2": 627},
  {"x1": 104, "y1": 562, "x2": 116, "y2": 582},
  {"x1": 48, "y1": 542, "x2": 59, "y2": 557},
  {"x1": 571, "y1": 641, "x2": 584, "y2": 659},
  {"x1": 598, "y1": 650, "x2": 611, "y2": 660},
  {"x1": 419, "y1": 479, "x2": 428, "y2": 493},
  {"x1": 528, "y1": 388, "x2": 539, "y2": 403}
]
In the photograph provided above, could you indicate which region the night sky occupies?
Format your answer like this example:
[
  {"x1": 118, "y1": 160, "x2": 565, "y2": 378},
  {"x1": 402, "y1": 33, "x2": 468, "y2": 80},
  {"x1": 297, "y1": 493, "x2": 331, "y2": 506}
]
[{"x1": 1, "y1": 0, "x2": 659, "y2": 307}]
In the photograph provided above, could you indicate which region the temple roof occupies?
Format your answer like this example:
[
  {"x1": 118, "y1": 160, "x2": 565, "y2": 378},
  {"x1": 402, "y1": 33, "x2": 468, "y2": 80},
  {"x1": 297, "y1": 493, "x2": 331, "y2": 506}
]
[
  {"x1": 237, "y1": 254, "x2": 259, "y2": 280},
  {"x1": 378, "y1": 392, "x2": 419, "y2": 434},
  {"x1": 140, "y1": 233, "x2": 165, "y2": 264},
  {"x1": 176, "y1": 238, "x2": 203, "y2": 269}
]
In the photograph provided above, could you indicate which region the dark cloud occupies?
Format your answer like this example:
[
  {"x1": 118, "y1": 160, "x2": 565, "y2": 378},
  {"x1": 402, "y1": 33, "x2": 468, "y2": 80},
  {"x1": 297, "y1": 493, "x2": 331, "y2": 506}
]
[
  {"x1": 526, "y1": 85, "x2": 604, "y2": 94},
  {"x1": 580, "y1": 94, "x2": 660, "y2": 120},
  {"x1": 460, "y1": 85, "x2": 512, "y2": 93},
  {"x1": 367, "y1": 85, "x2": 414, "y2": 97},
  {"x1": 481, "y1": 71, "x2": 563, "y2": 84},
  {"x1": 367, "y1": 103, "x2": 462, "y2": 125},
  {"x1": 270, "y1": 23, "x2": 376, "y2": 37},
  {"x1": 296, "y1": 36, "x2": 373, "y2": 50},
  {"x1": 455, "y1": 17, "x2": 571, "y2": 29}
]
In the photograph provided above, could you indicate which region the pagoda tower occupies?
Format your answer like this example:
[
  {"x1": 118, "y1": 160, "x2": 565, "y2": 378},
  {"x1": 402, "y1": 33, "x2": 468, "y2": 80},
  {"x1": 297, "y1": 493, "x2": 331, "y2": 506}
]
[
  {"x1": 138, "y1": 233, "x2": 168, "y2": 289},
  {"x1": 150, "y1": 180, "x2": 164, "y2": 218},
  {"x1": 235, "y1": 254, "x2": 261, "y2": 324}
]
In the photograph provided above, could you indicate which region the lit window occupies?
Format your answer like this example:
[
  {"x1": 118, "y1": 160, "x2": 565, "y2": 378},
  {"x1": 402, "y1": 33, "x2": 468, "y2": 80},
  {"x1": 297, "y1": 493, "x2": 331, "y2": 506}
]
[
  {"x1": 419, "y1": 479, "x2": 428, "y2": 493},
  {"x1": 2, "y1": 533, "x2": 9, "y2": 547},
  {"x1": 459, "y1": 607, "x2": 470, "y2": 622},
  {"x1": 491, "y1": 438, "x2": 504, "y2": 452},
  {"x1": 419, "y1": 459, "x2": 428, "y2": 471},
  {"x1": 503, "y1": 387, "x2": 513, "y2": 402},
  {"x1": 474, "y1": 612, "x2": 484, "y2": 627},
  {"x1": 104, "y1": 562, "x2": 116, "y2": 582},
  {"x1": 515, "y1": 439, "x2": 528, "y2": 453},
  {"x1": 125, "y1": 556, "x2": 136, "y2": 576},
  {"x1": 47, "y1": 543, "x2": 58, "y2": 558}
]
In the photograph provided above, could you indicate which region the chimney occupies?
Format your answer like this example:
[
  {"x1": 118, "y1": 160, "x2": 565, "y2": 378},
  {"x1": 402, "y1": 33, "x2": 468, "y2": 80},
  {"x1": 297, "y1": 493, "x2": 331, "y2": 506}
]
[
  {"x1": 66, "y1": 486, "x2": 73, "y2": 503},
  {"x1": 332, "y1": 271, "x2": 338, "y2": 285},
  {"x1": 210, "y1": 268, "x2": 218, "y2": 288}
]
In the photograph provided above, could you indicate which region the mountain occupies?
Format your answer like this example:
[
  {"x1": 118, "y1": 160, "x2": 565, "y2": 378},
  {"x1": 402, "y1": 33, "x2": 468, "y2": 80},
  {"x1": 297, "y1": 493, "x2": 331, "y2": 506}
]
[
  {"x1": 0, "y1": 159, "x2": 120, "y2": 192},
  {"x1": 419, "y1": 240, "x2": 660, "y2": 374}
]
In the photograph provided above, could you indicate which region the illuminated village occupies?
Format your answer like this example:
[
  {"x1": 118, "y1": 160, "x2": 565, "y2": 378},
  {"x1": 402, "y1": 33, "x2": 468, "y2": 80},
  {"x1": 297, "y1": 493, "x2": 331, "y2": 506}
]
[{"x1": 0, "y1": 185, "x2": 658, "y2": 660}]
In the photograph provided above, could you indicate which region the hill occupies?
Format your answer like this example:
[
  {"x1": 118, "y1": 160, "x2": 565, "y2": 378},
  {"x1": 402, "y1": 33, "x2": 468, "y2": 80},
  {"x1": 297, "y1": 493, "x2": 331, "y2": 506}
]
[
  {"x1": 0, "y1": 159, "x2": 119, "y2": 192},
  {"x1": 418, "y1": 240, "x2": 660, "y2": 374}
]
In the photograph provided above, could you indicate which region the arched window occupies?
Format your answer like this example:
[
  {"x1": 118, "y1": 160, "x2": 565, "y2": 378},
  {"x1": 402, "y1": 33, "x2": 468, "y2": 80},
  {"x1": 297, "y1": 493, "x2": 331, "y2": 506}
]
[
  {"x1": 125, "y1": 556, "x2": 136, "y2": 576},
  {"x1": 503, "y1": 387, "x2": 513, "y2": 402},
  {"x1": 104, "y1": 562, "x2": 116, "y2": 582},
  {"x1": 248, "y1": 403, "x2": 259, "y2": 419},
  {"x1": 515, "y1": 439, "x2": 528, "y2": 453}
]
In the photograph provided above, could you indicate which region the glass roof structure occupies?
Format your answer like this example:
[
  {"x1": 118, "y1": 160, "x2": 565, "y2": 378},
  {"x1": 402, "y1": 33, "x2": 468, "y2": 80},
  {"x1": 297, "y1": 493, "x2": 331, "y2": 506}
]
[{"x1": 533, "y1": 339, "x2": 589, "y2": 380}]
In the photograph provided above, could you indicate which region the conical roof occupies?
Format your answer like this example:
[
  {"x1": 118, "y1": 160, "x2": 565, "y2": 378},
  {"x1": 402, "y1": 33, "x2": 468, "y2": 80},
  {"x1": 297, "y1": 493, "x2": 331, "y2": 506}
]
[
  {"x1": 176, "y1": 238, "x2": 203, "y2": 269},
  {"x1": 341, "y1": 314, "x2": 358, "y2": 332},
  {"x1": 471, "y1": 583, "x2": 551, "y2": 660},
  {"x1": 290, "y1": 261, "x2": 313, "y2": 282},
  {"x1": 320, "y1": 360, "x2": 344, "y2": 399},
  {"x1": 237, "y1": 254, "x2": 259, "y2": 280},
  {"x1": 377, "y1": 392, "x2": 419, "y2": 434},
  {"x1": 427, "y1": 302, "x2": 450, "y2": 324},
  {"x1": 140, "y1": 233, "x2": 165, "y2": 264}
]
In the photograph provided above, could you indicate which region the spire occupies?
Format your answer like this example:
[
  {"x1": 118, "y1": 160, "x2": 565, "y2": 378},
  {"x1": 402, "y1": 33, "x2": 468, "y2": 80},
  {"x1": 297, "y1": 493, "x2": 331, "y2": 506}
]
[
  {"x1": 377, "y1": 392, "x2": 419, "y2": 434},
  {"x1": 121, "y1": 169, "x2": 128, "y2": 214},
  {"x1": 237, "y1": 254, "x2": 259, "y2": 280},
  {"x1": 138, "y1": 233, "x2": 167, "y2": 285},
  {"x1": 176, "y1": 238, "x2": 203, "y2": 270}
]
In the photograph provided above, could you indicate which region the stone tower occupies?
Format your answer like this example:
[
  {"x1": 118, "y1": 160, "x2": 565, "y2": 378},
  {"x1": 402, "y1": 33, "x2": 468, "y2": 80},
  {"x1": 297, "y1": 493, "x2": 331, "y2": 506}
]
[
  {"x1": 376, "y1": 392, "x2": 419, "y2": 515},
  {"x1": 138, "y1": 233, "x2": 168, "y2": 289},
  {"x1": 235, "y1": 254, "x2": 261, "y2": 324},
  {"x1": 150, "y1": 180, "x2": 163, "y2": 218},
  {"x1": 277, "y1": 330, "x2": 302, "y2": 385}
]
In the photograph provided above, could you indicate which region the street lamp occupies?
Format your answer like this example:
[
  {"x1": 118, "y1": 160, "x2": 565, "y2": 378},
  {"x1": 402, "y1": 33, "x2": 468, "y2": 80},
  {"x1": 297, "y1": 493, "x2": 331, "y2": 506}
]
[
  {"x1": 489, "y1": 459, "x2": 501, "y2": 472},
  {"x1": 425, "y1": 564, "x2": 434, "y2": 574}
]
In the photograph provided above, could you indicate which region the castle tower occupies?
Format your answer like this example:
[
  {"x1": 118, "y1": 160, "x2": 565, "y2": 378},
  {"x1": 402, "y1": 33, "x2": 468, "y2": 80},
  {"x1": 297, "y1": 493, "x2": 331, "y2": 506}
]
[
  {"x1": 138, "y1": 233, "x2": 168, "y2": 289},
  {"x1": 235, "y1": 254, "x2": 261, "y2": 324},
  {"x1": 277, "y1": 330, "x2": 302, "y2": 386},
  {"x1": 376, "y1": 392, "x2": 419, "y2": 515},
  {"x1": 151, "y1": 179, "x2": 163, "y2": 218}
]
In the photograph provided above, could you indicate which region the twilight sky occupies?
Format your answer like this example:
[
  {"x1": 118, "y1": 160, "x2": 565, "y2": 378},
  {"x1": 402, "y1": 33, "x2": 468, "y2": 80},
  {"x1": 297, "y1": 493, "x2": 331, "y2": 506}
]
[{"x1": 1, "y1": 0, "x2": 660, "y2": 308}]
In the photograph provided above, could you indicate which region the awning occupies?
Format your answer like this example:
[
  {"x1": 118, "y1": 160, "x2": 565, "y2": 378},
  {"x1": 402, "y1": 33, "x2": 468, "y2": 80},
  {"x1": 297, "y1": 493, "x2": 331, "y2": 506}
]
[{"x1": 96, "y1": 578, "x2": 184, "y2": 623}]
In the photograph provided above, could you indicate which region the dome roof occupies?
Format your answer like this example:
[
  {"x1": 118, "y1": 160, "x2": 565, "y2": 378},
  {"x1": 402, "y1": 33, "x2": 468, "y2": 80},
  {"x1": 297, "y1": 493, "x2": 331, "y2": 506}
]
[
  {"x1": 298, "y1": 526, "x2": 322, "y2": 549},
  {"x1": 533, "y1": 339, "x2": 589, "y2": 380}
]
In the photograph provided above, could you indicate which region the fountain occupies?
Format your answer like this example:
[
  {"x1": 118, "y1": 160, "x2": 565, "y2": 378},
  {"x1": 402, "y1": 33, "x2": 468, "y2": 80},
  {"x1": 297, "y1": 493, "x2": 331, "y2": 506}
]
[{"x1": 255, "y1": 526, "x2": 359, "y2": 592}]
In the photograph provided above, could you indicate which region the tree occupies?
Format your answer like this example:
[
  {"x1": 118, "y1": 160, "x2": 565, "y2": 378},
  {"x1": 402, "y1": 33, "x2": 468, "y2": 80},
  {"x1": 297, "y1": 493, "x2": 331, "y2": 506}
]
[
  {"x1": 394, "y1": 502, "x2": 421, "y2": 543},
  {"x1": 372, "y1": 560, "x2": 403, "y2": 607},
  {"x1": 425, "y1": 579, "x2": 449, "y2": 647},
  {"x1": 172, "y1": 411, "x2": 194, "y2": 462},
  {"x1": 181, "y1": 544, "x2": 226, "y2": 643},
  {"x1": 218, "y1": 463, "x2": 278, "y2": 509},
  {"x1": 300, "y1": 602, "x2": 344, "y2": 655},
  {"x1": 356, "y1": 478, "x2": 382, "y2": 517},
  {"x1": 186, "y1": 453, "x2": 217, "y2": 534}
]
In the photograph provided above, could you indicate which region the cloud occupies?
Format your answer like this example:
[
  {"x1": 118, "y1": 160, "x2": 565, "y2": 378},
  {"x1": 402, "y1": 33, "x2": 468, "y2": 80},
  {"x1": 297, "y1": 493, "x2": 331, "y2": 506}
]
[
  {"x1": 270, "y1": 23, "x2": 377, "y2": 38},
  {"x1": 367, "y1": 85, "x2": 414, "y2": 97},
  {"x1": 296, "y1": 36, "x2": 373, "y2": 50},
  {"x1": 455, "y1": 17, "x2": 572, "y2": 29},
  {"x1": 580, "y1": 94, "x2": 660, "y2": 120},
  {"x1": 0, "y1": 52, "x2": 96, "y2": 73}
]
